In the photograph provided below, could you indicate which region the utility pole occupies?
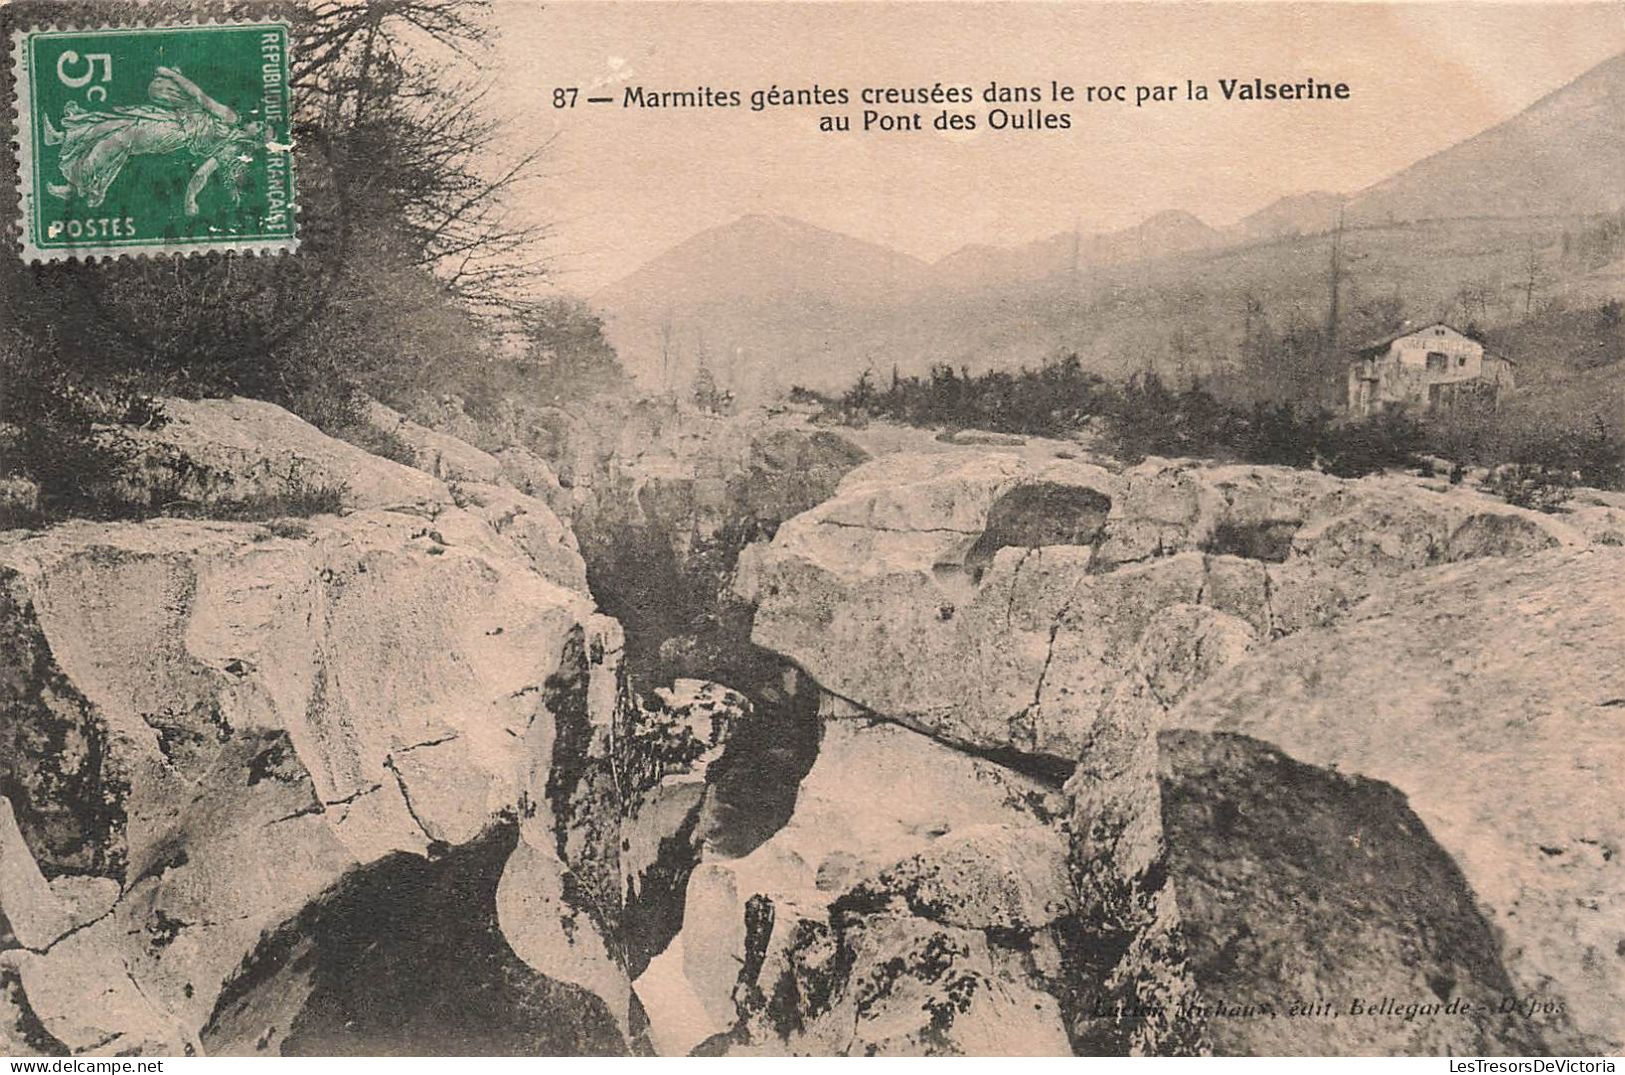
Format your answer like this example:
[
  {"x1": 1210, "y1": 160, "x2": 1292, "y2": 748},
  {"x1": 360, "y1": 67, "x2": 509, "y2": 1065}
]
[
  {"x1": 658, "y1": 314, "x2": 676, "y2": 396},
  {"x1": 1325, "y1": 209, "x2": 1345, "y2": 352}
]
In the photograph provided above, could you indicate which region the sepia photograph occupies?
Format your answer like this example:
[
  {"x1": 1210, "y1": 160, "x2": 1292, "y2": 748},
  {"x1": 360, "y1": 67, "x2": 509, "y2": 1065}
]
[{"x1": 1, "y1": 0, "x2": 1623, "y2": 1063}]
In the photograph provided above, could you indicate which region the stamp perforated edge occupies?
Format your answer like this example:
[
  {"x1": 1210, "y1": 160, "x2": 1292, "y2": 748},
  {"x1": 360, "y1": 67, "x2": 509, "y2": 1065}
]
[{"x1": 9, "y1": 17, "x2": 300, "y2": 263}]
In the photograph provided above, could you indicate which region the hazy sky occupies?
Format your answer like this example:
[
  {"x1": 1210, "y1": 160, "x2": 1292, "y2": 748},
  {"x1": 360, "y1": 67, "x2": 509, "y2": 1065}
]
[{"x1": 485, "y1": 1, "x2": 1625, "y2": 291}]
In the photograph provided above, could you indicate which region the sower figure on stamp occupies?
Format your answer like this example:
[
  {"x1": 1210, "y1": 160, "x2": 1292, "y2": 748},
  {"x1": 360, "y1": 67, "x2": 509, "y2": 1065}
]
[{"x1": 43, "y1": 66, "x2": 266, "y2": 215}]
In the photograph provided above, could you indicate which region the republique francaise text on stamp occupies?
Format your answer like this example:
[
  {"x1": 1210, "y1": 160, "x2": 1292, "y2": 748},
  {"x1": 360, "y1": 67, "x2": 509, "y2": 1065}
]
[{"x1": 10, "y1": 19, "x2": 296, "y2": 261}]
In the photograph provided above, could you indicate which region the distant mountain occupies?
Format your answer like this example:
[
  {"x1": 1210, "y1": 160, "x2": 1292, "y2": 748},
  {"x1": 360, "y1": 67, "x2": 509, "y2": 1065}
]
[
  {"x1": 596, "y1": 208, "x2": 1231, "y2": 395},
  {"x1": 593, "y1": 213, "x2": 927, "y2": 314},
  {"x1": 1345, "y1": 51, "x2": 1625, "y2": 225},
  {"x1": 930, "y1": 232, "x2": 1073, "y2": 292},
  {"x1": 931, "y1": 210, "x2": 1223, "y2": 292},
  {"x1": 593, "y1": 214, "x2": 933, "y2": 396},
  {"x1": 1090, "y1": 210, "x2": 1223, "y2": 263},
  {"x1": 1237, "y1": 192, "x2": 1349, "y2": 241}
]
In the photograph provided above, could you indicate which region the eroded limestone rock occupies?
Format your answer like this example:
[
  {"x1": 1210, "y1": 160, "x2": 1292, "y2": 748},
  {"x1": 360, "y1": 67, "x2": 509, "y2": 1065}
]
[
  {"x1": 636, "y1": 718, "x2": 1078, "y2": 1056},
  {"x1": 1161, "y1": 730, "x2": 1548, "y2": 1056},
  {"x1": 618, "y1": 680, "x2": 753, "y2": 974},
  {"x1": 447, "y1": 481, "x2": 588, "y2": 593},
  {"x1": 363, "y1": 400, "x2": 505, "y2": 485},
  {"x1": 742, "y1": 452, "x2": 1602, "y2": 764},
  {"x1": 118, "y1": 397, "x2": 450, "y2": 514},
  {"x1": 14, "y1": 403, "x2": 1618, "y2": 1059},
  {"x1": 1169, "y1": 547, "x2": 1625, "y2": 1053},
  {"x1": 0, "y1": 508, "x2": 624, "y2": 1053}
]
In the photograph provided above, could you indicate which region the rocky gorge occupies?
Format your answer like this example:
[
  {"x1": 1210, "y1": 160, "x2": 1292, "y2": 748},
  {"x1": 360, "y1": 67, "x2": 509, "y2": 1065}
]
[{"x1": 2, "y1": 395, "x2": 1621, "y2": 1056}]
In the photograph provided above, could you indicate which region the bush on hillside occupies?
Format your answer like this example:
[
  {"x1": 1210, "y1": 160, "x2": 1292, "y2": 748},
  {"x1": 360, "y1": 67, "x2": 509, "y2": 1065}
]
[
  {"x1": 1318, "y1": 409, "x2": 1426, "y2": 479},
  {"x1": 821, "y1": 355, "x2": 1115, "y2": 437},
  {"x1": 1482, "y1": 464, "x2": 1575, "y2": 514},
  {"x1": 0, "y1": 334, "x2": 157, "y2": 525},
  {"x1": 163, "y1": 481, "x2": 351, "y2": 523}
]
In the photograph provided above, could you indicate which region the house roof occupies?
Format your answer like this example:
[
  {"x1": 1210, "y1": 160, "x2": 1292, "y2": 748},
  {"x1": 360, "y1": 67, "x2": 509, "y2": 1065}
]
[{"x1": 1351, "y1": 321, "x2": 1514, "y2": 364}]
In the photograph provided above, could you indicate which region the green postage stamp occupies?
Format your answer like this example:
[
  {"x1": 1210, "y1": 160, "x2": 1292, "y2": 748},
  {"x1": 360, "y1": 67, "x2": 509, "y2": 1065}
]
[{"x1": 11, "y1": 20, "x2": 296, "y2": 260}]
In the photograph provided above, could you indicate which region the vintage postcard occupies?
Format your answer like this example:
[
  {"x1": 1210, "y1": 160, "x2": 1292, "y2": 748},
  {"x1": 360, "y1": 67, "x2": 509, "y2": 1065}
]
[{"x1": 0, "y1": 0, "x2": 1621, "y2": 1064}]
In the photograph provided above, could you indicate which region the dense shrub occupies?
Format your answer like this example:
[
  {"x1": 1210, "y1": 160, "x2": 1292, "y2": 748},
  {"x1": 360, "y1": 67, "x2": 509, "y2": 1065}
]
[
  {"x1": 326, "y1": 420, "x2": 420, "y2": 468},
  {"x1": 820, "y1": 354, "x2": 1115, "y2": 437},
  {"x1": 513, "y1": 298, "x2": 630, "y2": 409},
  {"x1": 1235, "y1": 402, "x2": 1328, "y2": 469},
  {"x1": 1318, "y1": 409, "x2": 1426, "y2": 479},
  {"x1": 0, "y1": 334, "x2": 157, "y2": 523},
  {"x1": 1482, "y1": 464, "x2": 1575, "y2": 513},
  {"x1": 168, "y1": 481, "x2": 350, "y2": 523},
  {"x1": 808, "y1": 360, "x2": 1353, "y2": 471},
  {"x1": 1427, "y1": 411, "x2": 1621, "y2": 498}
]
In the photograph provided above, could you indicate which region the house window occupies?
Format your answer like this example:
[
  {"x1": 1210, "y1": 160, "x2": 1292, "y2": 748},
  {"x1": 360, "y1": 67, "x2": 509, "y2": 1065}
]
[
  {"x1": 1426, "y1": 351, "x2": 1448, "y2": 372},
  {"x1": 1458, "y1": 355, "x2": 1467, "y2": 367}
]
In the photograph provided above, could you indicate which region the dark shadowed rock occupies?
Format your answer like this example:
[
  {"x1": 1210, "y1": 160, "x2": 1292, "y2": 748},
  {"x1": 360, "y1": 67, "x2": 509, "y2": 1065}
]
[
  {"x1": 203, "y1": 826, "x2": 628, "y2": 1056},
  {"x1": 1445, "y1": 511, "x2": 1563, "y2": 562},
  {"x1": 1161, "y1": 731, "x2": 1546, "y2": 1056},
  {"x1": 965, "y1": 481, "x2": 1113, "y2": 574}
]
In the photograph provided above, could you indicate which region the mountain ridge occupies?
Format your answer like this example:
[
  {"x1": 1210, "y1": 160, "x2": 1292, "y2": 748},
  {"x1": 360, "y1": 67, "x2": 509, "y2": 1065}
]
[{"x1": 1344, "y1": 50, "x2": 1625, "y2": 224}]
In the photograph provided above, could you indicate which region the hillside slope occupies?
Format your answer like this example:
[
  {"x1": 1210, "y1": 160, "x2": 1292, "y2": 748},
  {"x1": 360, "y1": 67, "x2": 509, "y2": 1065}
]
[{"x1": 1346, "y1": 52, "x2": 1625, "y2": 224}]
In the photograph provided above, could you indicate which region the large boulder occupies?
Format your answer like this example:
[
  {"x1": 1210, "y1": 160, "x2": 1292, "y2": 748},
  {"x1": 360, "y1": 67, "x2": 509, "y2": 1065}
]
[
  {"x1": 357, "y1": 399, "x2": 587, "y2": 592},
  {"x1": 1094, "y1": 459, "x2": 1341, "y2": 568},
  {"x1": 740, "y1": 452, "x2": 1600, "y2": 764},
  {"x1": 493, "y1": 446, "x2": 570, "y2": 511},
  {"x1": 113, "y1": 397, "x2": 590, "y2": 596},
  {"x1": 447, "y1": 481, "x2": 588, "y2": 594},
  {"x1": 728, "y1": 449, "x2": 1613, "y2": 1056},
  {"x1": 635, "y1": 718, "x2": 1078, "y2": 1056},
  {"x1": 117, "y1": 398, "x2": 450, "y2": 515},
  {"x1": 738, "y1": 453, "x2": 1285, "y2": 763},
  {"x1": 362, "y1": 400, "x2": 505, "y2": 485},
  {"x1": 1096, "y1": 459, "x2": 1587, "y2": 576},
  {"x1": 1168, "y1": 547, "x2": 1625, "y2": 1054},
  {"x1": 1267, "y1": 472, "x2": 1589, "y2": 634},
  {"x1": 0, "y1": 506, "x2": 629, "y2": 1054}
]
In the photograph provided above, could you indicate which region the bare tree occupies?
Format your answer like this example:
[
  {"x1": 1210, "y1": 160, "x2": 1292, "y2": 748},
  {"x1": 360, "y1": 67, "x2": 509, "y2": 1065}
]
[
  {"x1": 292, "y1": 0, "x2": 554, "y2": 311},
  {"x1": 1519, "y1": 239, "x2": 1550, "y2": 319}
]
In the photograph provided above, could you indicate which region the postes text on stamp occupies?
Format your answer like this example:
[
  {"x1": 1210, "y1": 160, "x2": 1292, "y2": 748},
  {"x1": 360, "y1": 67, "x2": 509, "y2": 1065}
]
[{"x1": 11, "y1": 20, "x2": 296, "y2": 260}]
